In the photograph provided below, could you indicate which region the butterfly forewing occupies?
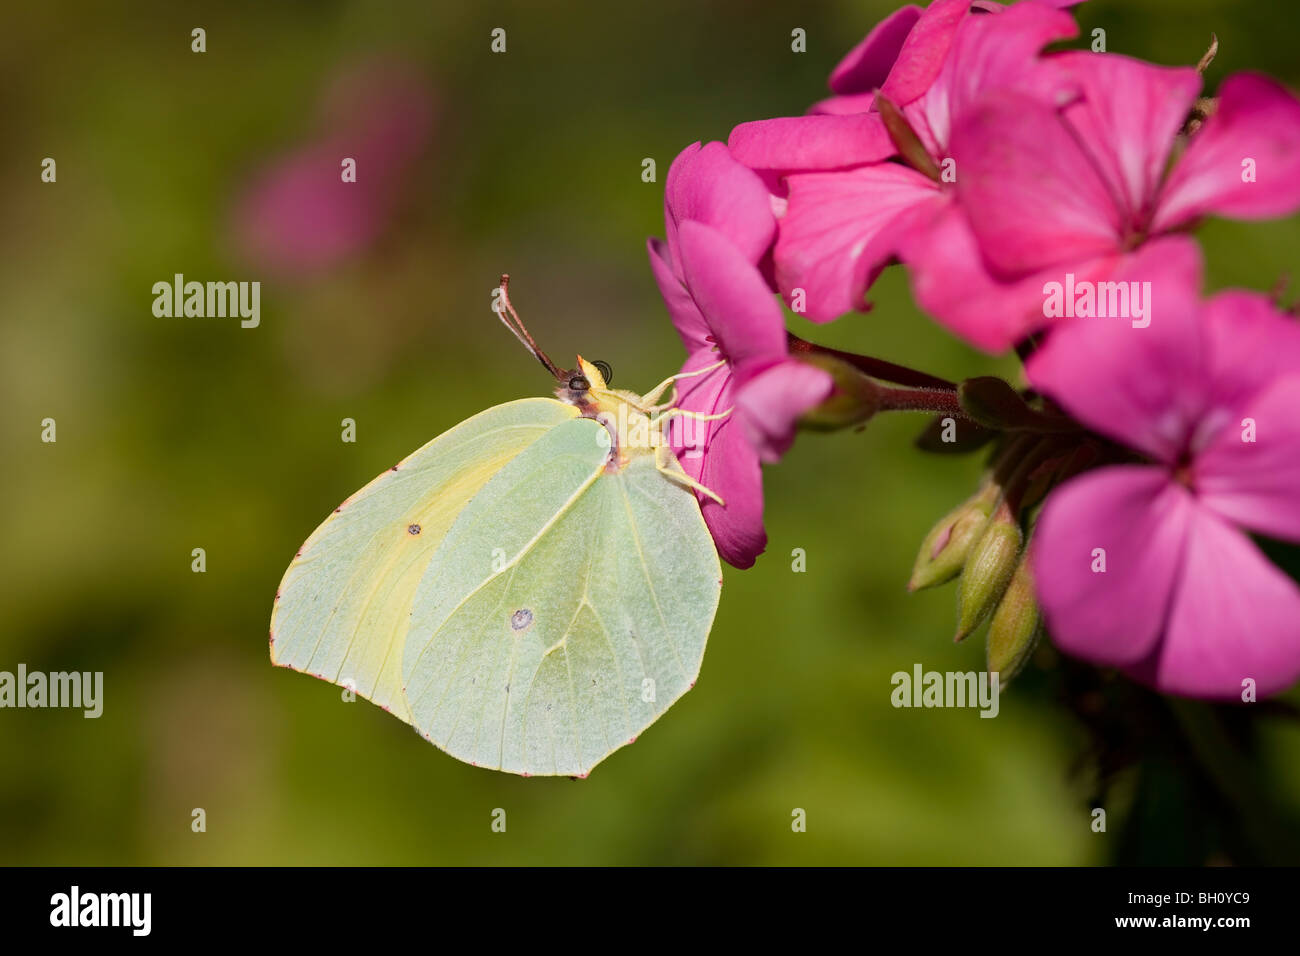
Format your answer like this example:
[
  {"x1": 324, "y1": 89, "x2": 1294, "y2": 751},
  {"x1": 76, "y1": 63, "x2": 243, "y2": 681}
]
[{"x1": 270, "y1": 398, "x2": 578, "y2": 721}]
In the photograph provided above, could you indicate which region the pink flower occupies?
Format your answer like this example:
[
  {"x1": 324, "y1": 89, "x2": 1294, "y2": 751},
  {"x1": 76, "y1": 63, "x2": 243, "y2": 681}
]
[
  {"x1": 231, "y1": 63, "x2": 435, "y2": 276},
  {"x1": 727, "y1": 0, "x2": 968, "y2": 173},
  {"x1": 810, "y1": 3, "x2": 926, "y2": 117},
  {"x1": 905, "y1": 55, "x2": 1300, "y2": 350},
  {"x1": 727, "y1": 0, "x2": 1077, "y2": 175},
  {"x1": 1027, "y1": 241, "x2": 1300, "y2": 698},
  {"x1": 649, "y1": 144, "x2": 831, "y2": 567},
  {"x1": 729, "y1": 1, "x2": 1078, "y2": 321}
]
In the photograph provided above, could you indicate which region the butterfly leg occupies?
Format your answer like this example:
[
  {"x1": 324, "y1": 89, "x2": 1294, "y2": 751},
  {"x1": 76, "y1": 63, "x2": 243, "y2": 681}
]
[
  {"x1": 654, "y1": 445, "x2": 725, "y2": 506},
  {"x1": 649, "y1": 405, "x2": 733, "y2": 431},
  {"x1": 639, "y1": 358, "x2": 728, "y2": 411},
  {"x1": 639, "y1": 386, "x2": 678, "y2": 415}
]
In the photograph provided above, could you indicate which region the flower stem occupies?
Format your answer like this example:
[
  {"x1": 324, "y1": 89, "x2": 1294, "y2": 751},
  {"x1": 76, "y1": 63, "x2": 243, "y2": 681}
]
[
  {"x1": 874, "y1": 383, "x2": 966, "y2": 416},
  {"x1": 788, "y1": 333, "x2": 956, "y2": 390}
]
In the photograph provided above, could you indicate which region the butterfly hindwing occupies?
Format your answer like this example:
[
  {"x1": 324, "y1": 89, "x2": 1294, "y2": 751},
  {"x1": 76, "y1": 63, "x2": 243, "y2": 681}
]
[
  {"x1": 402, "y1": 417, "x2": 722, "y2": 775},
  {"x1": 270, "y1": 398, "x2": 578, "y2": 721}
]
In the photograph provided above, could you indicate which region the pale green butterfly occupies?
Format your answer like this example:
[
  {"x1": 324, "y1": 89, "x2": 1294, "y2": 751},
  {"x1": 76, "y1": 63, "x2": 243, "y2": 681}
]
[{"x1": 270, "y1": 276, "x2": 728, "y2": 776}]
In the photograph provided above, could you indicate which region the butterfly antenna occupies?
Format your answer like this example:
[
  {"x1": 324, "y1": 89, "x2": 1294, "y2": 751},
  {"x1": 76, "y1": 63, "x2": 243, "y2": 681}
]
[{"x1": 496, "y1": 275, "x2": 563, "y2": 380}]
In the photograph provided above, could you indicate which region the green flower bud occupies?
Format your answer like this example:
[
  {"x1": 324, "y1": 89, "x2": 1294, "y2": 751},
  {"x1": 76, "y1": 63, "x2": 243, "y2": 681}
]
[
  {"x1": 795, "y1": 353, "x2": 881, "y2": 431},
  {"x1": 908, "y1": 482, "x2": 998, "y2": 592},
  {"x1": 986, "y1": 556, "x2": 1041, "y2": 682},
  {"x1": 954, "y1": 499, "x2": 1024, "y2": 642}
]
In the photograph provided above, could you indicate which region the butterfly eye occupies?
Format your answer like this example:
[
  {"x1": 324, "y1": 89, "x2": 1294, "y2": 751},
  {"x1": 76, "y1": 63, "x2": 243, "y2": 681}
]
[
  {"x1": 592, "y1": 360, "x2": 613, "y2": 385},
  {"x1": 569, "y1": 374, "x2": 590, "y2": 391}
]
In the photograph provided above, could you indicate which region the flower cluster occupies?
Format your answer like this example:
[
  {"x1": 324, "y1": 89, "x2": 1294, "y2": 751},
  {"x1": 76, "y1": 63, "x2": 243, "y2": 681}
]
[{"x1": 649, "y1": 0, "x2": 1300, "y2": 699}]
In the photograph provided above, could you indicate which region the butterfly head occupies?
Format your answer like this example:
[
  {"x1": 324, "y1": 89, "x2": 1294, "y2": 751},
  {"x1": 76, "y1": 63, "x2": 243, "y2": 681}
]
[{"x1": 556, "y1": 356, "x2": 612, "y2": 406}]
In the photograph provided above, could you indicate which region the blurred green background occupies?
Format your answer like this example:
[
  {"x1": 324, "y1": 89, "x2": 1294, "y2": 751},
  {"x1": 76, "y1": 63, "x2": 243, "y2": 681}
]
[{"x1": 3, "y1": 0, "x2": 1299, "y2": 865}]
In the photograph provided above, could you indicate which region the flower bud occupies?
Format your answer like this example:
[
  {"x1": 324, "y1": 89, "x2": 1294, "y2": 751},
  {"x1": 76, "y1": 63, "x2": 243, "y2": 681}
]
[
  {"x1": 954, "y1": 499, "x2": 1024, "y2": 642},
  {"x1": 794, "y1": 353, "x2": 881, "y2": 431},
  {"x1": 908, "y1": 482, "x2": 998, "y2": 592},
  {"x1": 986, "y1": 556, "x2": 1041, "y2": 682}
]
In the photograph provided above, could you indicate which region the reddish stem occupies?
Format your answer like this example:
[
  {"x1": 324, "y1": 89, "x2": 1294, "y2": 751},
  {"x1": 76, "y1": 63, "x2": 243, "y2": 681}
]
[{"x1": 874, "y1": 384, "x2": 966, "y2": 417}]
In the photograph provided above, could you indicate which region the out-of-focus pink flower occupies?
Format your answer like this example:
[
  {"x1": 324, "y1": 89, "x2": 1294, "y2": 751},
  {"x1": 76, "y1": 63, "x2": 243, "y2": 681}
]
[
  {"x1": 906, "y1": 57, "x2": 1300, "y2": 350},
  {"x1": 232, "y1": 63, "x2": 436, "y2": 276},
  {"x1": 1027, "y1": 241, "x2": 1300, "y2": 698},
  {"x1": 649, "y1": 143, "x2": 831, "y2": 568},
  {"x1": 749, "y1": 1, "x2": 1078, "y2": 320}
]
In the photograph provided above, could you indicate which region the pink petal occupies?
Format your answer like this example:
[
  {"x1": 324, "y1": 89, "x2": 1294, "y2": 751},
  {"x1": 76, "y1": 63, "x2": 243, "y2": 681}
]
[
  {"x1": 676, "y1": 221, "x2": 788, "y2": 365},
  {"x1": 1128, "y1": 504, "x2": 1300, "y2": 698},
  {"x1": 950, "y1": 90, "x2": 1122, "y2": 278},
  {"x1": 734, "y1": 358, "x2": 835, "y2": 463},
  {"x1": 664, "y1": 142, "x2": 776, "y2": 274},
  {"x1": 665, "y1": 357, "x2": 766, "y2": 569},
  {"x1": 699, "y1": 418, "x2": 767, "y2": 569},
  {"x1": 1152, "y1": 73, "x2": 1300, "y2": 232},
  {"x1": 1024, "y1": 237, "x2": 1207, "y2": 462},
  {"x1": 727, "y1": 113, "x2": 894, "y2": 173},
  {"x1": 828, "y1": 5, "x2": 924, "y2": 95},
  {"x1": 1054, "y1": 51, "x2": 1202, "y2": 230},
  {"x1": 1201, "y1": 290, "x2": 1300, "y2": 404},
  {"x1": 775, "y1": 164, "x2": 944, "y2": 321},
  {"x1": 904, "y1": 0, "x2": 1079, "y2": 157},
  {"x1": 1033, "y1": 466, "x2": 1195, "y2": 668},
  {"x1": 669, "y1": 351, "x2": 731, "y2": 483},
  {"x1": 899, "y1": 202, "x2": 1120, "y2": 352},
  {"x1": 878, "y1": 0, "x2": 971, "y2": 106},
  {"x1": 809, "y1": 90, "x2": 881, "y2": 116},
  {"x1": 1182, "y1": 291, "x2": 1300, "y2": 540},
  {"x1": 648, "y1": 237, "x2": 710, "y2": 353},
  {"x1": 1196, "y1": 376, "x2": 1300, "y2": 542}
]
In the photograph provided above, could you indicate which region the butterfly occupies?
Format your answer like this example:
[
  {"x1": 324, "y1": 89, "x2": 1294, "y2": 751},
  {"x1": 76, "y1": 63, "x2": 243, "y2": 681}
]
[{"x1": 270, "y1": 276, "x2": 727, "y2": 776}]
